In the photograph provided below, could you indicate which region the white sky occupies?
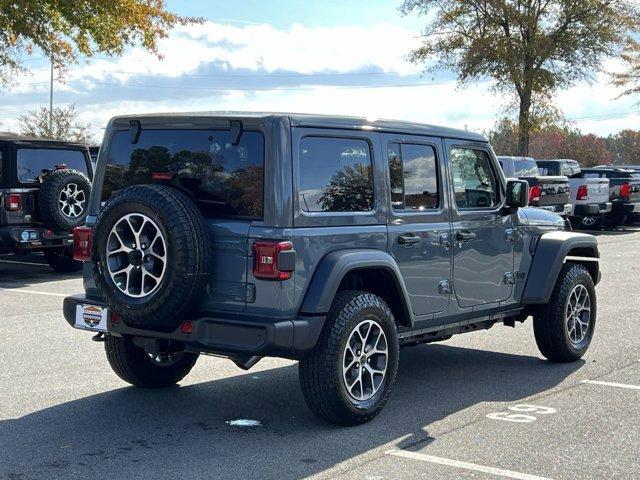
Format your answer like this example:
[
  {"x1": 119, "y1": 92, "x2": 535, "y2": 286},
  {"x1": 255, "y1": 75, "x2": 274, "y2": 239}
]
[{"x1": 1, "y1": 20, "x2": 639, "y2": 142}]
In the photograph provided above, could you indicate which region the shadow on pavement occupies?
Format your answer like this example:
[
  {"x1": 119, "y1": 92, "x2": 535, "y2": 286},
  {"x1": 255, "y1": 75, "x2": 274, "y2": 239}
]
[
  {"x1": 0, "y1": 253, "x2": 81, "y2": 289},
  {"x1": 0, "y1": 344, "x2": 583, "y2": 480}
]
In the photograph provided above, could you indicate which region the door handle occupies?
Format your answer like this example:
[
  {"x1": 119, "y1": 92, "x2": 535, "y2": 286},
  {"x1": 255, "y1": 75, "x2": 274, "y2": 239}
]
[
  {"x1": 455, "y1": 230, "x2": 476, "y2": 242},
  {"x1": 398, "y1": 234, "x2": 421, "y2": 246}
]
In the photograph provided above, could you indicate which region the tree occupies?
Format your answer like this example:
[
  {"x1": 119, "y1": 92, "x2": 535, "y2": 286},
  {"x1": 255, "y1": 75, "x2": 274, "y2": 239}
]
[
  {"x1": 0, "y1": 1, "x2": 201, "y2": 85},
  {"x1": 401, "y1": 0, "x2": 640, "y2": 156},
  {"x1": 614, "y1": 43, "x2": 640, "y2": 96},
  {"x1": 19, "y1": 104, "x2": 93, "y2": 144},
  {"x1": 607, "y1": 130, "x2": 640, "y2": 164}
]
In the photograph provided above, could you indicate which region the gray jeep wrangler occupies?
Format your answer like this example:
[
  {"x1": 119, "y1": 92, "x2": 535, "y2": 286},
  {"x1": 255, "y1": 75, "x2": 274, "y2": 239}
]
[{"x1": 63, "y1": 113, "x2": 599, "y2": 425}]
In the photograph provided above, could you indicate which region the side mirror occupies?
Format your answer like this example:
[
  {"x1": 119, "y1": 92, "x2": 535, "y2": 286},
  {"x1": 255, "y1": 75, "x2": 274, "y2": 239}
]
[{"x1": 505, "y1": 179, "x2": 529, "y2": 211}]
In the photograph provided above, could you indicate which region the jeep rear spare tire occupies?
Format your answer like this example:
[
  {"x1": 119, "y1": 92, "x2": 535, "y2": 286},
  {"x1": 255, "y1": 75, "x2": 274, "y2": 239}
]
[
  {"x1": 39, "y1": 169, "x2": 91, "y2": 231},
  {"x1": 92, "y1": 185, "x2": 211, "y2": 331}
]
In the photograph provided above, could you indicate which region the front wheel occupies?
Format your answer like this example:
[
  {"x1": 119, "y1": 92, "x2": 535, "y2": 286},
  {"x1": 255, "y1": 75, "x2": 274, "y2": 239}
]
[
  {"x1": 44, "y1": 247, "x2": 82, "y2": 273},
  {"x1": 105, "y1": 335, "x2": 198, "y2": 388},
  {"x1": 533, "y1": 264, "x2": 596, "y2": 362},
  {"x1": 298, "y1": 291, "x2": 399, "y2": 426}
]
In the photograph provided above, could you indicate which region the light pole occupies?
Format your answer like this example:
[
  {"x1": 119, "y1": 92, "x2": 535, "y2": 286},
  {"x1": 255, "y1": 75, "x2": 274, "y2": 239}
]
[{"x1": 49, "y1": 56, "x2": 53, "y2": 133}]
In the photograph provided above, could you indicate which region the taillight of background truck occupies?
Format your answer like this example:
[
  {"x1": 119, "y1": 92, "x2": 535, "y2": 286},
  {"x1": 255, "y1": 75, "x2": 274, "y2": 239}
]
[
  {"x1": 576, "y1": 185, "x2": 589, "y2": 201},
  {"x1": 620, "y1": 183, "x2": 631, "y2": 200},
  {"x1": 529, "y1": 185, "x2": 541, "y2": 203}
]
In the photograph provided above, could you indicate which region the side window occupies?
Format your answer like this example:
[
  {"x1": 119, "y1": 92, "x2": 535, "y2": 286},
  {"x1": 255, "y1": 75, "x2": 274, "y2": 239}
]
[
  {"x1": 0, "y1": 149, "x2": 3, "y2": 183},
  {"x1": 451, "y1": 147, "x2": 499, "y2": 209},
  {"x1": 299, "y1": 136, "x2": 374, "y2": 212},
  {"x1": 387, "y1": 142, "x2": 439, "y2": 211}
]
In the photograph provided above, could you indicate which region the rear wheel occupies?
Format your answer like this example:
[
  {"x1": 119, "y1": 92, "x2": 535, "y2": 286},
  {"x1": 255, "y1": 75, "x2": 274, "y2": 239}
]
[
  {"x1": 298, "y1": 291, "x2": 399, "y2": 426},
  {"x1": 533, "y1": 264, "x2": 596, "y2": 362},
  {"x1": 44, "y1": 247, "x2": 82, "y2": 273},
  {"x1": 105, "y1": 335, "x2": 198, "y2": 388}
]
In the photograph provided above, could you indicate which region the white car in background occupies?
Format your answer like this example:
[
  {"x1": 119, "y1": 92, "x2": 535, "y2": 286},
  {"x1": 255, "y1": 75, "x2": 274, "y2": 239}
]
[{"x1": 537, "y1": 159, "x2": 611, "y2": 229}]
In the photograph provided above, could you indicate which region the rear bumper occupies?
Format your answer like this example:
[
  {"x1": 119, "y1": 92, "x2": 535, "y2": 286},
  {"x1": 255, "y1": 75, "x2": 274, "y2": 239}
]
[
  {"x1": 610, "y1": 201, "x2": 640, "y2": 215},
  {"x1": 534, "y1": 203, "x2": 572, "y2": 217},
  {"x1": 63, "y1": 294, "x2": 325, "y2": 360},
  {"x1": 573, "y1": 202, "x2": 612, "y2": 216},
  {"x1": 0, "y1": 226, "x2": 72, "y2": 253}
]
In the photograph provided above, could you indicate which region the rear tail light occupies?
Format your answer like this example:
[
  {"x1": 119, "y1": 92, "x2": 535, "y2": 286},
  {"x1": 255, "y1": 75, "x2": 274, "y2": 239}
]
[
  {"x1": 6, "y1": 194, "x2": 20, "y2": 211},
  {"x1": 576, "y1": 185, "x2": 588, "y2": 201},
  {"x1": 151, "y1": 172, "x2": 174, "y2": 181},
  {"x1": 253, "y1": 240, "x2": 294, "y2": 280},
  {"x1": 529, "y1": 185, "x2": 541, "y2": 203},
  {"x1": 620, "y1": 183, "x2": 631, "y2": 199},
  {"x1": 73, "y1": 226, "x2": 93, "y2": 262}
]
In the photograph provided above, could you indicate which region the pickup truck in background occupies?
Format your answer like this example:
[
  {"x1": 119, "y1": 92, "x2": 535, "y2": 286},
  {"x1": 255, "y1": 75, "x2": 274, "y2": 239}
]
[
  {"x1": 537, "y1": 159, "x2": 611, "y2": 230},
  {"x1": 580, "y1": 168, "x2": 640, "y2": 226},
  {"x1": 498, "y1": 156, "x2": 572, "y2": 217}
]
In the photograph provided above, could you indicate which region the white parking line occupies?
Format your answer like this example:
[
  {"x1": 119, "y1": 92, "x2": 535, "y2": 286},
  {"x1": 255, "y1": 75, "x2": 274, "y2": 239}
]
[
  {"x1": 385, "y1": 450, "x2": 552, "y2": 480},
  {"x1": 0, "y1": 259, "x2": 48, "y2": 266},
  {"x1": 0, "y1": 287, "x2": 67, "y2": 297},
  {"x1": 581, "y1": 380, "x2": 640, "y2": 391}
]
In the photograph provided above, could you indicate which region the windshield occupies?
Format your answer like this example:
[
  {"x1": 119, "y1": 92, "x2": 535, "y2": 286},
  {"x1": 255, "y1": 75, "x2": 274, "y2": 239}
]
[
  {"x1": 17, "y1": 148, "x2": 88, "y2": 183},
  {"x1": 513, "y1": 158, "x2": 539, "y2": 177}
]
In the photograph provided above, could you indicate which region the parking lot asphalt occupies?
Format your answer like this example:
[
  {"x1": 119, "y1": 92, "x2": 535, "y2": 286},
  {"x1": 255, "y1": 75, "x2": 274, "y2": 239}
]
[{"x1": 1, "y1": 227, "x2": 640, "y2": 480}]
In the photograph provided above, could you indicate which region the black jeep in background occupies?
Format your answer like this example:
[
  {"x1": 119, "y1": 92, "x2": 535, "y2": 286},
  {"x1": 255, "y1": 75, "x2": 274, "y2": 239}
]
[{"x1": 0, "y1": 135, "x2": 92, "y2": 272}]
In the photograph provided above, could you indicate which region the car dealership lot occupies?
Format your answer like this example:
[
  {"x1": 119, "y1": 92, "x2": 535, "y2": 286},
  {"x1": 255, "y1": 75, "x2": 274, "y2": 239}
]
[{"x1": 1, "y1": 228, "x2": 640, "y2": 480}]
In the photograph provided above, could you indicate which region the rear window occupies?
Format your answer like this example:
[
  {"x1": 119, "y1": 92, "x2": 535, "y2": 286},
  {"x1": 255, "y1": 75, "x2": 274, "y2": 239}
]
[
  {"x1": 298, "y1": 136, "x2": 374, "y2": 212},
  {"x1": 513, "y1": 158, "x2": 539, "y2": 177},
  {"x1": 16, "y1": 148, "x2": 88, "y2": 183},
  {"x1": 103, "y1": 129, "x2": 264, "y2": 219}
]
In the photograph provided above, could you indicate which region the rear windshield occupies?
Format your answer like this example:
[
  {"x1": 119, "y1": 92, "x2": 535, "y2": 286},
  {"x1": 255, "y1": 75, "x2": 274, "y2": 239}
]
[
  {"x1": 17, "y1": 148, "x2": 88, "y2": 183},
  {"x1": 103, "y1": 129, "x2": 265, "y2": 219},
  {"x1": 513, "y1": 158, "x2": 539, "y2": 177}
]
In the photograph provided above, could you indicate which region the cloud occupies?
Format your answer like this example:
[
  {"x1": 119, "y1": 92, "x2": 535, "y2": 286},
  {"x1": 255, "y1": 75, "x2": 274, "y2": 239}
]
[{"x1": 1, "y1": 21, "x2": 638, "y2": 140}]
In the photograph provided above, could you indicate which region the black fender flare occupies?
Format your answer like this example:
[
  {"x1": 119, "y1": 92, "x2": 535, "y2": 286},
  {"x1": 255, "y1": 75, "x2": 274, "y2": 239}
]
[
  {"x1": 299, "y1": 249, "x2": 413, "y2": 324},
  {"x1": 521, "y1": 231, "x2": 599, "y2": 305}
]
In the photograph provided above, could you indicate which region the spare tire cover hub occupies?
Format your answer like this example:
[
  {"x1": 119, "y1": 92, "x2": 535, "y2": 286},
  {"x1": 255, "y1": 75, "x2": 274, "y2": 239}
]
[
  {"x1": 106, "y1": 213, "x2": 167, "y2": 298},
  {"x1": 58, "y1": 183, "x2": 86, "y2": 218}
]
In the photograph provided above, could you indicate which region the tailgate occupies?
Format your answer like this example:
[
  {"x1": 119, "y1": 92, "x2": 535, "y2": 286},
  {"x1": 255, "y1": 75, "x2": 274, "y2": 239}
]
[
  {"x1": 1, "y1": 188, "x2": 42, "y2": 226},
  {"x1": 576, "y1": 178, "x2": 610, "y2": 204},
  {"x1": 537, "y1": 176, "x2": 570, "y2": 206}
]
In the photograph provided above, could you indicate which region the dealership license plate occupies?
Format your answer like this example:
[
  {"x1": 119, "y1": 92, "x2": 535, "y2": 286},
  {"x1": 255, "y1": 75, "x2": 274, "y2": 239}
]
[{"x1": 75, "y1": 304, "x2": 108, "y2": 332}]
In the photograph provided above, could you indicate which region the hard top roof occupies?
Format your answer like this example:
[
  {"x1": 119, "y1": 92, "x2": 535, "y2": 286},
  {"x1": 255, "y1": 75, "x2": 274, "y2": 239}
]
[
  {"x1": 0, "y1": 133, "x2": 87, "y2": 148},
  {"x1": 108, "y1": 111, "x2": 487, "y2": 142}
]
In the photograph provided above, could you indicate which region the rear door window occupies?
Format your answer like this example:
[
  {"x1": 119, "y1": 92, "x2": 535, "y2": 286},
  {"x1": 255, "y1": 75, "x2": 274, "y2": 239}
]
[
  {"x1": 298, "y1": 136, "x2": 374, "y2": 212},
  {"x1": 16, "y1": 148, "x2": 88, "y2": 183},
  {"x1": 388, "y1": 143, "x2": 439, "y2": 211},
  {"x1": 103, "y1": 129, "x2": 264, "y2": 219}
]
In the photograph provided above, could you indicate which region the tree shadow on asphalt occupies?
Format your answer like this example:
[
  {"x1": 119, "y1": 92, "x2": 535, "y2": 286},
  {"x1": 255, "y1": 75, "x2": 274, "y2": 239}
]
[
  {"x1": 0, "y1": 254, "x2": 82, "y2": 289},
  {"x1": 0, "y1": 344, "x2": 583, "y2": 480}
]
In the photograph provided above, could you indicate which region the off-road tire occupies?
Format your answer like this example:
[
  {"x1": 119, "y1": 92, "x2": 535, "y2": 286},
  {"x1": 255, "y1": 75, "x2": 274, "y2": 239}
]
[
  {"x1": 44, "y1": 247, "x2": 82, "y2": 273},
  {"x1": 534, "y1": 263, "x2": 596, "y2": 362},
  {"x1": 92, "y1": 185, "x2": 211, "y2": 332},
  {"x1": 299, "y1": 290, "x2": 399, "y2": 426},
  {"x1": 105, "y1": 335, "x2": 198, "y2": 388},
  {"x1": 39, "y1": 169, "x2": 91, "y2": 231}
]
